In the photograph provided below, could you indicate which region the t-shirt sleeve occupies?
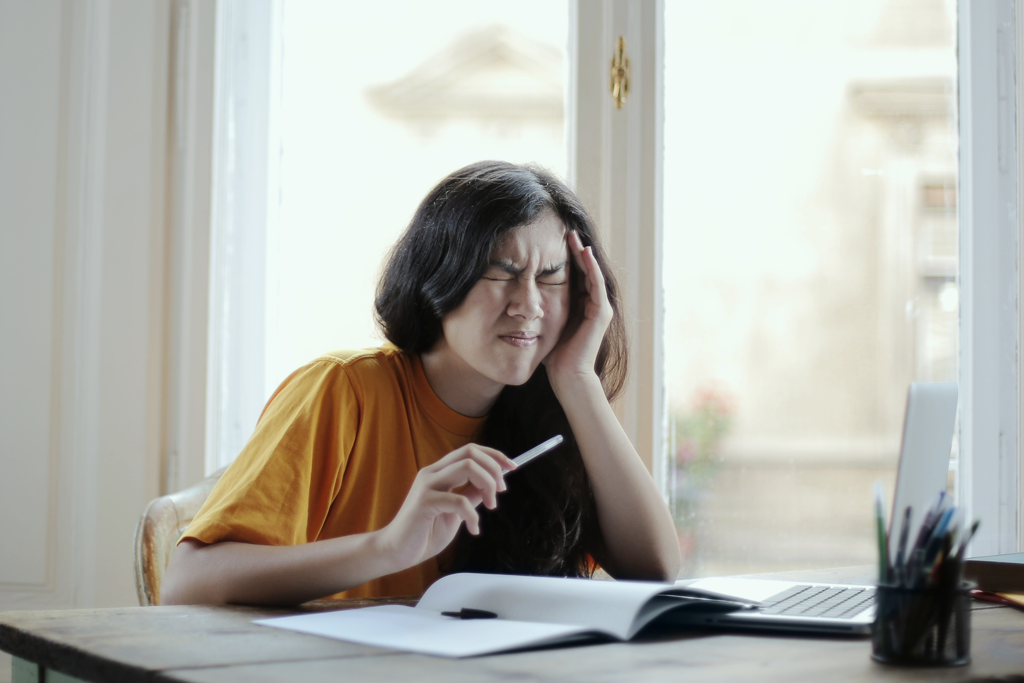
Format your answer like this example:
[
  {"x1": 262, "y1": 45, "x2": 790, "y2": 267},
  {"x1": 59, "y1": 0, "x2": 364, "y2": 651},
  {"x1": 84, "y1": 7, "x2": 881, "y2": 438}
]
[{"x1": 181, "y1": 359, "x2": 360, "y2": 547}]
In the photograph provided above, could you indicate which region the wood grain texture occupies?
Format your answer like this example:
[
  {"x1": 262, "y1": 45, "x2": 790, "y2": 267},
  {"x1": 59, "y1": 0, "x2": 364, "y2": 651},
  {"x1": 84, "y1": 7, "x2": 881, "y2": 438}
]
[
  {"x1": 154, "y1": 607, "x2": 1024, "y2": 683},
  {"x1": 4, "y1": 568, "x2": 1024, "y2": 683},
  {"x1": 0, "y1": 597, "x2": 416, "y2": 683}
]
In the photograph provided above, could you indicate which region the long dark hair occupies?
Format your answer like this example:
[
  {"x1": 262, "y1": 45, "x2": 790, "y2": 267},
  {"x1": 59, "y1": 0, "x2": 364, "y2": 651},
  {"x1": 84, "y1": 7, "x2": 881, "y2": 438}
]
[{"x1": 375, "y1": 161, "x2": 628, "y2": 577}]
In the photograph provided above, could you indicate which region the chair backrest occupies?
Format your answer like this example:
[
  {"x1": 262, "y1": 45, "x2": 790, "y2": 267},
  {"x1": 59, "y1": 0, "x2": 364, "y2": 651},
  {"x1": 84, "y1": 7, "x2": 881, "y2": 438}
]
[{"x1": 133, "y1": 467, "x2": 227, "y2": 606}]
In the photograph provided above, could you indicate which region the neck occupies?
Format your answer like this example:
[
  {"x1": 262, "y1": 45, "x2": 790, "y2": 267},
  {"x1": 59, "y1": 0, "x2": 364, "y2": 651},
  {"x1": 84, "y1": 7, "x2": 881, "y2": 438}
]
[{"x1": 420, "y1": 341, "x2": 504, "y2": 417}]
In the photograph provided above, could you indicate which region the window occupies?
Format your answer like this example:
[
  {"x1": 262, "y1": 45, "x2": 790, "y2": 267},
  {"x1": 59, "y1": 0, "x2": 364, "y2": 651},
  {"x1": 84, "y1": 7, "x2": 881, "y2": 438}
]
[
  {"x1": 207, "y1": 0, "x2": 569, "y2": 470},
  {"x1": 661, "y1": 0, "x2": 960, "y2": 575}
]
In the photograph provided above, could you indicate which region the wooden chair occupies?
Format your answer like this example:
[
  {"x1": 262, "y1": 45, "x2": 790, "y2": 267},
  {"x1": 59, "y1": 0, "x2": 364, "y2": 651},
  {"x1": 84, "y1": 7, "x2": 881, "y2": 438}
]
[{"x1": 133, "y1": 467, "x2": 226, "y2": 606}]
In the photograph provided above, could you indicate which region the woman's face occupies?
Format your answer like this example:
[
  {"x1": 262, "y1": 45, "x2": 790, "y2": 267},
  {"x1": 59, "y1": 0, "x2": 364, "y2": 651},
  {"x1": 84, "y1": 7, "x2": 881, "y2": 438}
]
[{"x1": 440, "y1": 210, "x2": 572, "y2": 390}]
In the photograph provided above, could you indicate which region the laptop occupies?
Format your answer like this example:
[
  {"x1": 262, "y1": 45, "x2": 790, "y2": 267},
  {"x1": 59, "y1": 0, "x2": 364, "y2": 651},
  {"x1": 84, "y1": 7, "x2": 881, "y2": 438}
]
[{"x1": 669, "y1": 382, "x2": 959, "y2": 635}]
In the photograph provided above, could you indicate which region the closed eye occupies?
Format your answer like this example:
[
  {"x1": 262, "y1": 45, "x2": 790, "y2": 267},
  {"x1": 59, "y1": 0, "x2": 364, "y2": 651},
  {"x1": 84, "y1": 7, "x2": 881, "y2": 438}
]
[
  {"x1": 482, "y1": 260, "x2": 568, "y2": 284},
  {"x1": 482, "y1": 271, "x2": 516, "y2": 282},
  {"x1": 484, "y1": 260, "x2": 521, "y2": 281},
  {"x1": 537, "y1": 262, "x2": 568, "y2": 285}
]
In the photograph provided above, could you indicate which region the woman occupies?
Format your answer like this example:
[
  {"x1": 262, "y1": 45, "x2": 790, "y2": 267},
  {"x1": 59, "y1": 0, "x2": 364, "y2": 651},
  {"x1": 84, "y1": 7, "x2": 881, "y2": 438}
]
[{"x1": 161, "y1": 161, "x2": 680, "y2": 606}]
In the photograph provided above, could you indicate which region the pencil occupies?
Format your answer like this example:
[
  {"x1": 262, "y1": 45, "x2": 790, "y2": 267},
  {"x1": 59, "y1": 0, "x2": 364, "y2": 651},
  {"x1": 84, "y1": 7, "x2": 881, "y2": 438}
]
[{"x1": 874, "y1": 482, "x2": 890, "y2": 585}]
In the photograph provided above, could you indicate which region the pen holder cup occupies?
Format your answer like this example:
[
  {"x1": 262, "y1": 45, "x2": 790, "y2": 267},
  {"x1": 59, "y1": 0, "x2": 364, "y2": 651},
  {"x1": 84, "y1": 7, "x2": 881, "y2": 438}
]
[{"x1": 871, "y1": 583, "x2": 971, "y2": 666}]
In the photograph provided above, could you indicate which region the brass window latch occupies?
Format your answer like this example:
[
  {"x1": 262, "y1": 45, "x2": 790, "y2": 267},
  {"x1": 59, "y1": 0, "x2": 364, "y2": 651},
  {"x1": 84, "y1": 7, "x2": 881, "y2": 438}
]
[{"x1": 610, "y1": 36, "x2": 630, "y2": 109}]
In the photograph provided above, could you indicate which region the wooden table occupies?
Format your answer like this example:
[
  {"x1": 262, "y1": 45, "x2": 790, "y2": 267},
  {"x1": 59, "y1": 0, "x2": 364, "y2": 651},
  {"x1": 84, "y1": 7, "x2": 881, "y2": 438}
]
[{"x1": 2, "y1": 567, "x2": 1023, "y2": 683}]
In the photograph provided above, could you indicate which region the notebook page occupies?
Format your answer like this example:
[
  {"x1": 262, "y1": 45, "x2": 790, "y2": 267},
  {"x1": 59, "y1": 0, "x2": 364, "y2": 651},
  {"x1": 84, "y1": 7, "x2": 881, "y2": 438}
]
[
  {"x1": 256, "y1": 605, "x2": 593, "y2": 658},
  {"x1": 417, "y1": 573, "x2": 682, "y2": 640}
]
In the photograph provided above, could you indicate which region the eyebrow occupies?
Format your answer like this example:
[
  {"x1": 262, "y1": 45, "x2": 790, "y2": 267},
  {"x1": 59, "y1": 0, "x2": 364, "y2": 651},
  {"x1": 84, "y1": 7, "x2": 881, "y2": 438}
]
[
  {"x1": 489, "y1": 259, "x2": 568, "y2": 276},
  {"x1": 540, "y1": 262, "x2": 568, "y2": 277}
]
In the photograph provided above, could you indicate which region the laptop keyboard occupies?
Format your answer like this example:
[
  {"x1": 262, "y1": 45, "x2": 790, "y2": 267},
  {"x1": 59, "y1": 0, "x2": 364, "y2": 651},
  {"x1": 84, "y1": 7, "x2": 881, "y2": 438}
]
[{"x1": 757, "y1": 585, "x2": 875, "y2": 619}]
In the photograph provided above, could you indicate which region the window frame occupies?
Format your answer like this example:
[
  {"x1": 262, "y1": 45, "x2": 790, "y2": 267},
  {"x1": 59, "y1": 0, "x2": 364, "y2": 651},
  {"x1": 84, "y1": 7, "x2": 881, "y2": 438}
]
[
  {"x1": 959, "y1": 0, "x2": 1020, "y2": 555},
  {"x1": 164, "y1": 0, "x2": 218, "y2": 495},
  {"x1": 569, "y1": 0, "x2": 667, "y2": 489},
  {"x1": 204, "y1": 0, "x2": 282, "y2": 474}
]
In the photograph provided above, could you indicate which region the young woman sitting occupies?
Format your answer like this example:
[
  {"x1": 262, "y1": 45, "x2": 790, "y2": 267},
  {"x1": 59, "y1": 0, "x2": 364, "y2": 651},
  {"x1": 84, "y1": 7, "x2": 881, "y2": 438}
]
[{"x1": 161, "y1": 161, "x2": 680, "y2": 606}]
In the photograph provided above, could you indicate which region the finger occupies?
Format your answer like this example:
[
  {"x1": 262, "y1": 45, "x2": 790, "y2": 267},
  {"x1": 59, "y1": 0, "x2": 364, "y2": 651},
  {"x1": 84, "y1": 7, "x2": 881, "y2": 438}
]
[
  {"x1": 460, "y1": 460, "x2": 500, "y2": 509},
  {"x1": 458, "y1": 444, "x2": 514, "y2": 483},
  {"x1": 428, "y1": 459, "x2": 500, "y2": 509},
  {"x1": 582, "y1": 245, "x2": 601, "y2": 289},
  {"x1": 568, "y1": 230, "x2": 588, "y2": 273},
  {"x1": 570, "y1": 233, "x2": 604, "y2": 304},
  {"x1": 422, "y1": 491, "x2": 480, "y2": 536},
  {"x1": 471, "y1": 444, "x2": 516, "y2": 480},
  {"x1": 427, "y1": 491, "x2": 481, "y2": 535},
  {"x1": 428, "y1": 443, "x2": 515, "y2": 476},
  {"x1": 582, "y1": 246, "x2": 612, "y2": 318},
  {"x1": 569, "y1": 228, "x2": 585, "y2": 253},
  {"x1": 459, "y1": 486, "x2": 484, "y2": 508}
]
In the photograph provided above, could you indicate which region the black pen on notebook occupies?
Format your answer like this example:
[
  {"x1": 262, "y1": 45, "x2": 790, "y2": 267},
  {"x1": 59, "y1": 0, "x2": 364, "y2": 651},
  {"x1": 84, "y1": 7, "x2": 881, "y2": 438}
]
[
  {"x1": 441, "y1": 608, "x2": 498, "y2": 619},
  {"x1": 443, "y1": 435, "x2": 561, "y2": 623},
  {"x1": 504, "y1": 435, "x2": 564, "y2": 473}
]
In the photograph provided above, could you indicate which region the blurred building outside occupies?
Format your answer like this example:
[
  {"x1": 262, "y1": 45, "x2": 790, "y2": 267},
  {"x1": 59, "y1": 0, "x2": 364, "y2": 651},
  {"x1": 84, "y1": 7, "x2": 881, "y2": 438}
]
[{"x1": 664, "y1": 0, "x2": 959, "y2": 576}]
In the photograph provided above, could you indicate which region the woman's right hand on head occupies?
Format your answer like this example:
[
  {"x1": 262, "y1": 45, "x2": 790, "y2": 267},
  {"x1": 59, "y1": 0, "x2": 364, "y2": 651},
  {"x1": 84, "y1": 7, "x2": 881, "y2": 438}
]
[{"x1": 377, "y1": 444, "x2": 516, "y2": 571}]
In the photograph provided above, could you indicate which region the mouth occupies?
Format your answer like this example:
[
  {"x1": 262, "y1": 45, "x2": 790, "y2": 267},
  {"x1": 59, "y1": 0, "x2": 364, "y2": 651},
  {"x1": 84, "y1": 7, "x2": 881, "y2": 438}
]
[{"x1": 499, "y1": 332, "x2": 539, "y2": 348}]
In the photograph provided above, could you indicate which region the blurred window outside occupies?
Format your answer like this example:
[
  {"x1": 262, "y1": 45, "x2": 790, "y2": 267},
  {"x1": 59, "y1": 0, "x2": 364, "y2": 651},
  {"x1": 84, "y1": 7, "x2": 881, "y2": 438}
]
[{"x1": 663, "y1": 0, "x2": 960, "y2": 576}]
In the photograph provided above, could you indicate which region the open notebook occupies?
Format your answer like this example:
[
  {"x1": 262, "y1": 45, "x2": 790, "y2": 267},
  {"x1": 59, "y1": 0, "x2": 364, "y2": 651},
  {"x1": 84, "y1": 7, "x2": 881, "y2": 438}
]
[{"x1": 256, "y1": 572, "x2": 753, "y2": 657}]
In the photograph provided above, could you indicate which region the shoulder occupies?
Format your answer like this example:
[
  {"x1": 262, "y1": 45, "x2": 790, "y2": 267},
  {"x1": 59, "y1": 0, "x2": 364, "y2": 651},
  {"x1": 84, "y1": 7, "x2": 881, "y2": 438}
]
[
  {"x1": 282, "y1": 344, "x2": 414, "y2": 398},
  {"x1": 313, "y1": 345, "x2": 410, "y2": 381},
  {"x1": 260, "y1": 346, "x2": 394, "y2": 406},
  {"x1": 315, "y1": 344, "x2": 404, "y2": 367},
  {"x1": 260, "y1": 345, "x2": 415, "y2": 420}
]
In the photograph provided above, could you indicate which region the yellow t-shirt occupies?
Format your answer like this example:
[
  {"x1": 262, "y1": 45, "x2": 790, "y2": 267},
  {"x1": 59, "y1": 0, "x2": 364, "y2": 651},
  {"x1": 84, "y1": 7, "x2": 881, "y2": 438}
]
[{"x1": 181, "y1": 345, "x2": 485, "y2": 599}]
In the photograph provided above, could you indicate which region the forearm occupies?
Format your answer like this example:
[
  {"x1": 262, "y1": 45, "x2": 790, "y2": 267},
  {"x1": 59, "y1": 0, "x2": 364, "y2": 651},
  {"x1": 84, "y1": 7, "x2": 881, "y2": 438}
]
[
  {"x1": 551, "y1": 372, "x2": 681, "y2": 582},
  {"x1": 161, "y1": 532, "x2": 398, "y2": 606},
  {"x1": 162, "y1": 445, "x2": 512, "y2": 606}
]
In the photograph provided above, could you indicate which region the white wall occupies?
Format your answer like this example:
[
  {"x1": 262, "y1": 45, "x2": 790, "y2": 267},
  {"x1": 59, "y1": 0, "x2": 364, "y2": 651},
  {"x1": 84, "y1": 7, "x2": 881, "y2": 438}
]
[{"x1": 0, "y1": 0, "x2": 175, "y2": 621}]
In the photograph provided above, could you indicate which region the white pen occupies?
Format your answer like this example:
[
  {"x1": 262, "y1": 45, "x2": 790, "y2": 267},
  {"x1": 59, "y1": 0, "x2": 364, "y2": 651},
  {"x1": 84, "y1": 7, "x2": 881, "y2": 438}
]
[{"x1": 504, "y1": 435, "x2": 564, "y2": 473}]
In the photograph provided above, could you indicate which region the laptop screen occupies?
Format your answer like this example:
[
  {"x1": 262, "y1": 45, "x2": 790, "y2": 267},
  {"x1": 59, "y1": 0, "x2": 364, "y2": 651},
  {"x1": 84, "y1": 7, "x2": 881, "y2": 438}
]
[{"x1": 888, "y1": 382, "x2": 958, "y2": 563}]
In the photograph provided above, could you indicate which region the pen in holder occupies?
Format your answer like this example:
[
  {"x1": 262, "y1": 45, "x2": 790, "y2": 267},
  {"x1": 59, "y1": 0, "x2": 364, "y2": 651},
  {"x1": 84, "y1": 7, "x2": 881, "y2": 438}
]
[
  {"x1": 872, "y1": 583, "x2": 971, "y2": 666},
  {"x1": 871, "y1": 487, "x2": 978, "y2": 667}
]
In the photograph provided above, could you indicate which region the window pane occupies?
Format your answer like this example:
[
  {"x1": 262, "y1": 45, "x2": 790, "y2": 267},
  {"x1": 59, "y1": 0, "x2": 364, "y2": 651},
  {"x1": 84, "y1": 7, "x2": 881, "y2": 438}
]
[
  {"x1": 663, "y1": 0, "x2": 958, "y2": 576},
  {"x1": 266, "y1": 0, "x2": 568, "y2": 397}
]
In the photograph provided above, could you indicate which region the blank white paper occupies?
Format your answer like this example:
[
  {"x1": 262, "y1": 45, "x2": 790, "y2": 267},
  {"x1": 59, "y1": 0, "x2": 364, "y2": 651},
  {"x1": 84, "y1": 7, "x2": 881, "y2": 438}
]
[{"x1": 256, "y1": 604, "x2": 592, "y2": 658}]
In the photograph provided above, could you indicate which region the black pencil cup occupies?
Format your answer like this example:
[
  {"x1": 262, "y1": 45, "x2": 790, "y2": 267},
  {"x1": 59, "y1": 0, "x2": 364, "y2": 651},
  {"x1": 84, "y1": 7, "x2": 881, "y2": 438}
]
[{"x1": 871, "y1": 583, "x2": 971, "y2": 666}]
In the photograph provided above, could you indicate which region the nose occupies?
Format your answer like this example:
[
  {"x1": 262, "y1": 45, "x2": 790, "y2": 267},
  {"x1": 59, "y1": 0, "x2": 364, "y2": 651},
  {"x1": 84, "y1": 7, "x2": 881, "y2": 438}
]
[{"x1": 506, "y1": 278, "x2": 544, "y2": 320}]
